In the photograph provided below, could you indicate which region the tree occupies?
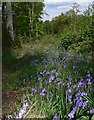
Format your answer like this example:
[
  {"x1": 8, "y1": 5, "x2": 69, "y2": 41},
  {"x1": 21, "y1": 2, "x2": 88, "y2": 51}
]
[
  {"x1": 71, "y1": 2, "x2": 80, "y2": 15},
  {"x1": 65, "y1": 9, "x2": 75, "y2": 16},
  {"x1": 13, "y1": 2, "x2": 44, "y2": 38},
  {"x1": 6, "y1": 2, "x2": 14, "y2": 41}
]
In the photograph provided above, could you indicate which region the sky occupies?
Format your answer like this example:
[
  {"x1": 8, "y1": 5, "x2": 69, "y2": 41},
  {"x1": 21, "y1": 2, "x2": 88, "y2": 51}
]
[{"x1": 42, "y1": 0, "x2": 94, "y2": 21}]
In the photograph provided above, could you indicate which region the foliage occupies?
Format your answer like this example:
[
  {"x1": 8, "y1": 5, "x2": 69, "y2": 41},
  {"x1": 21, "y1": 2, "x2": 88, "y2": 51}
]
[
  {"x1": 2, "y1": 2, "x2": 44, "y2": 47},
  {"x1": 3, "y1": 37, "x2": 94, "y2": 119},
  {"x1": 14, "y1": 48, "x2": 94, "y2": 119},
  {"x1": 2, "y1": 1, "x2": 94, "y2": 120},
  {"x1": 60, "y1": 24, "x2": 93, "y2": 53}
]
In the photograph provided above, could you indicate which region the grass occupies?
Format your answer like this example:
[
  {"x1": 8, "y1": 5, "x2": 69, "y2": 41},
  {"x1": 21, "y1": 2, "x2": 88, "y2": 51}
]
[{"x1": 2, "y1": 35, "x2": 94, "y2": 119}]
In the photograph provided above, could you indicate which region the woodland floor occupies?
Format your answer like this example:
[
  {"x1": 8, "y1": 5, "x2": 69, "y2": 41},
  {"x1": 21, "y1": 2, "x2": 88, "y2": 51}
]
[{"x1": 2, "y1": 36, "x2": 60, "y2": 117}]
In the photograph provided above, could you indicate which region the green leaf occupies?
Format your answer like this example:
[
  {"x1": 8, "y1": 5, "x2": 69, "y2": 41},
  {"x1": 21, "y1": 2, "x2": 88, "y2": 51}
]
[
  {"x1": 91, "y1": 115, "x2": 94, "y2": 120},
  {"x1": 77, "y1": 116, "x2": 89, "y2": 120}
]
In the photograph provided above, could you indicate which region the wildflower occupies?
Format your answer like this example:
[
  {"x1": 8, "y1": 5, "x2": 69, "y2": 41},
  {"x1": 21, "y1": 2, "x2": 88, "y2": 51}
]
[
  {"x1": 63, "y1": 57, "x2": 68, "y2": 61},
  {"x1": 54, "y1": 78, "x2": 59, "y2": 83},
  {"x1": 77, "y1": 101, "x2": 82, "y2": 107},
  {"x1": 46, "y1": 71, "x2": 50, "y2": 75},
  {"x1": 77, "y1": 78, "x2": 84, "y2": 88},
  {"x1": 68, "y1": 112, "x2": 74, "y2": 119},
  {"x1": 66, "y1": 88, "x2": 72, "y2": 93},
  {"x1": 40, "y1": 88, "x2": 46, "y2": 96},
  {"x1": 72, "y1": 66, "x2": 76, "y2": 69},
  {"x1": 30, "y1": 93, "x2": 33, "y2": 96},
  {"x1": 82, "y1": 101, "x2": 88, "y2": 109},
  {"x1": 53, "y1": 115, "x2": 59, "y2": 120},
  {"x1": 76, "y1": 57, "x2": 79, "y2": 61},
  {"x1": 42, "y1": 88, "x2": 46, "y2": 93},
  {"x1": 7, "y1": 114, "x2": 12, "y2": 120},
  {"x1": 73, "y1": 84, "x2": 77, "y2": 88},
  {"x1": 86, "y1": 78, "x2": 91, "y2": 85},
  {"x1": 65, "y1": 57, "x2": 68, "y2": 61},
  {"x1": 87, "y1": 108, "x2": 94, "y2": 114},
  {"x1": 68, "y1": 106, "x2": 77, "y2": 118},
  {"x1": 23, "y1": 101, "x2": 29, "y2": 108},
  {"x1": 86, "y1": 71, "x2": 90, "y2": 77},
  {"x1": 48, "y1": 76, "x2": 54, "y2": 82},
  {"x1": 38, "y1": 77, "x2": 41, "y2": 80},
  {"x1": 43, "y1": 70, "x2": 46, "y2": 73},
  {"x1": 57, "y1": 81, "x2": 62, "y2": 85},
  {"x1": 22, "y1": 94, "x2": 26, "y2": 99},
  {"x1": 68, "y1": 95, "x2": 72, "y2": 104},
  {"x1": 16, "y1": 101, "x2": 29, "y2": 119},
  {"x1": 63, "y1": 64, "x2": 66, "y2": 68},
  {"x1": 68, "y1": 76, "x2": 72, "y2": 81},
  {"x1": 51, "y1": 70, "x2": 55, "y2": 73},
  {"x1": 56, "y1": 72, "x2": 58, "y2": 77},
  {"x1": 81, "y1": 92, "x2": 87, "y2": 96},
  {"x1": 32, "y1": 88, "x2": 37, "y2": 92},
  {"x1": 34, "y1": 59, "x2": 38, "y2": 62},
  {"x1": 77, "y1": 81, "x2": 84, "y2": 88},
  {"x1": 40, "y1": 92, "x2": 45, "y2": 96},
  {"x1": 40, "y1": 72, "x2": 43, "y2": 75}
]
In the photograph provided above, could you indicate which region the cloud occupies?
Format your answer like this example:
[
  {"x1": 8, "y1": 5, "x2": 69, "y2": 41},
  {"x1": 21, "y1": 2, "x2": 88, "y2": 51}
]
[
  {"x1": 42, "y1": 0, "x2": 94, "y2": 21},
  {"x1": 45, "y1": 0, "x2": 74, "y2": 3},
  {"x1": 45, "y1": 0, "x2": 94, "y2": 3},
  {"x1": 77, "y1": 0, "x2": 93, "y2": 3}
]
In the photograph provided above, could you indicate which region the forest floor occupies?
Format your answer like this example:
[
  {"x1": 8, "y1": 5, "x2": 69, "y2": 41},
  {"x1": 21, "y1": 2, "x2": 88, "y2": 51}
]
[
  {"x1": 2, "y1": 35, "x2": 93, "y2": 119},
  {"x1": 2, "y1": 35, "x2": 61, "y2": 117}
]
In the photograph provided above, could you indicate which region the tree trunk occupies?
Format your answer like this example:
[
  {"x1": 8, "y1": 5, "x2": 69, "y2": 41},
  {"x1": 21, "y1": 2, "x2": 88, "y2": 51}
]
[
  {"x1": 27, "y1": 2, "x2": 32, "y2": 38},
  {"x1": 36, "y1": 22, "x2": 38, "y2": 38},
  {"x1": 31, "y1": 2, "x2": 34, "y2": 36},
  {"x1": 6, "y1": 2, "x2": 14, "y2": 41}
]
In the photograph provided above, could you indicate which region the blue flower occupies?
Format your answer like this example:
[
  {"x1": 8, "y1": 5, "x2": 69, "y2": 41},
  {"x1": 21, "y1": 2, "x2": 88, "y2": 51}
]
[
  {"x1": 72, "y1": 66, "x2": 76, "y2": 69},
  {"x1": 46, "y1": 71, "x2": 50, "y2": 75},
  {"x1": 16, "y1": 101, "x2": 29, "y2": 119},
  {"x1": 81, "y1": 92, "x2": 87, "y2": 96},
  {"x1": 68, "y1": 106, "x2": 77, "y2": 118},
  {"x1": 66, "y1": 88, "x2": 72, "y2": 93},
  {"x1": 30, "y1": 93, "x2": 33, "y2": 97},
  {"x1": 86, "y1": 78, "x2": 91, "y2": 85},
  {"x1": 22, "y1": 94, "x2": 26, "y2": 99},
  {"x1": 40, "y1": 72, "x2": 43, "y2": 75},
  {"x1": 68, "y1": 76, "x2": 72, "y2": 81},
  {"x1": 57, "y1": 81, "x2": 62, "y2": 85},
  {"x1": 77, "y1": 81, "x2": 84, "y2": 88},
  {"x1": 82, "y1": 101, "x2": 88, "y2": 109},
  {"x1": 48, "y1": 76, "x2": 54, "y2": 82},
  {"x1": 87, "y1": 108, "x2": 94, "y2": 114},
  {"x1": 32, "y1": 88, "x2": 37, "y2": 92},
  {"x1": 51, "y1": 70, "x2": 56, "y2": 73},
  {"x1": 40, "y1": 92, "x2": 45, "y2": 96},
  {"x1": 86, "y1": 71, "x2": 90, "y2": 77},
  {"x1": 68, "y1": 95, "x2": 72, "y2": 104},
  {"x1": 53, "y1": 115, "x2": 59, "y2": 120},
  {"x1": 40, "y1": 88, "x2": 46, "y2": 96}
]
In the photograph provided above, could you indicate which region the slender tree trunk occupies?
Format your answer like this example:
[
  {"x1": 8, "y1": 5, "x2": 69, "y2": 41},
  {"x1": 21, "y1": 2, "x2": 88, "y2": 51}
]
[
  {"x1": 29, "y1": 7, "x2": 32, "y2": 38},
  {"x1": 31, "y1": 2, "x2": 34, "y2": 37},
  {"x1": 36, "y1": 22, "x2": 38, "y2": 38},
  {"x1": 27, "y1": 2, "x2": 32, "y2": 38},
  {"x1": 6, "y1": 2, "x2": 14, "y2": 41},
  {"x1": 27, "y1": 2, "x2": 34, "y2": 38}
]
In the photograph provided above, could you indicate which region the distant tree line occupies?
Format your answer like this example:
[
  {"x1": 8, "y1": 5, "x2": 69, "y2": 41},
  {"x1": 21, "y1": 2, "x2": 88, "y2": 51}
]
[{"x1": 42, "y1": 2, "x2": 94, "y2": 53}]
